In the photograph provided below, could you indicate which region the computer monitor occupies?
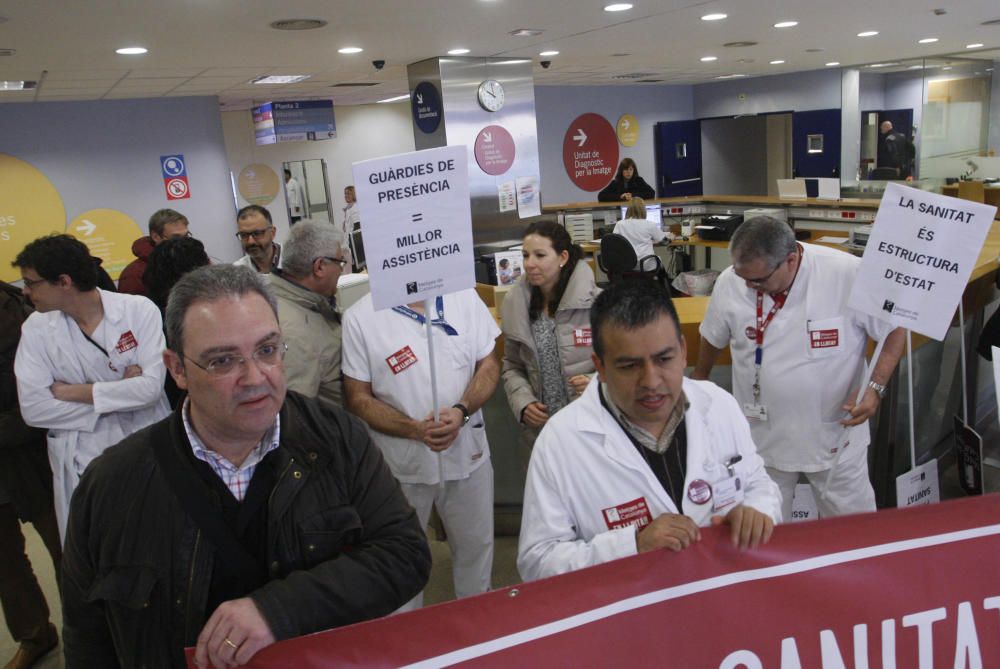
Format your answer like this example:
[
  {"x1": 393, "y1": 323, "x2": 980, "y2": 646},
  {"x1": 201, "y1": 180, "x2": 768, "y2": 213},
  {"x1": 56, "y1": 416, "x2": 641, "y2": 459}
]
[
  {"x1": 620, "y1": 203, "x2": 663, "y2": 228},
  {"x1": 350, "y1": 230, "x2": 366, "y2": 270}
]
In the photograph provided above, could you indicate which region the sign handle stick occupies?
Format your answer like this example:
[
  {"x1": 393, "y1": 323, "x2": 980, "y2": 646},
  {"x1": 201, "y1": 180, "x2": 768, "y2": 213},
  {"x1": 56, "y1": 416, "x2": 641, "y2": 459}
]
[
  {"x1": 819, "y1": 335, "x2": 887, "y2": 502},
  {"x1": 906, "y1": 331, "x2": 916, "y2": 470},
  {"x1": 958, "y1": 301, "x2": 968, "y2": 424},
  {"x1": 424, "y1": 298, "x2": 444, "y2": 482}
]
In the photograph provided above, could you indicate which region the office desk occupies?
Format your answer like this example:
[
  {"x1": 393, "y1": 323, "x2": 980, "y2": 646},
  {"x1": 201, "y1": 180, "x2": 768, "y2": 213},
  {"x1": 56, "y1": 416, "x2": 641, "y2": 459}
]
[{"x1": 941, "y1": 183, "x2": 1000, "y2": 207}]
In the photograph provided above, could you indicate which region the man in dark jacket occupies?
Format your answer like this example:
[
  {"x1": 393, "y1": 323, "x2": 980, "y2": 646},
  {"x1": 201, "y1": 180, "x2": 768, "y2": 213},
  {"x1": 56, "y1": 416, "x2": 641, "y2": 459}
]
[
  {"x1": 118, "y1": 209, "x2": 190, "y2": 296},
  {"x1": 61, "y1": 265, "x2": 430, "y2": 669},
  {"x1": 0, "y1": 281, "x2": 61, "y2": 669}
]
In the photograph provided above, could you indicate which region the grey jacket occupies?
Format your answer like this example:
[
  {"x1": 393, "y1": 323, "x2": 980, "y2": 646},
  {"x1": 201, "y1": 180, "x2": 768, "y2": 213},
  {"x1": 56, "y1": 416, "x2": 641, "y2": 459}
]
[
  {"x1": 500, "y1": 260, "x2": 600, "y2": 430},
  {"x1": 269, "y1": 270, "x2": 343, "y2": 408}
]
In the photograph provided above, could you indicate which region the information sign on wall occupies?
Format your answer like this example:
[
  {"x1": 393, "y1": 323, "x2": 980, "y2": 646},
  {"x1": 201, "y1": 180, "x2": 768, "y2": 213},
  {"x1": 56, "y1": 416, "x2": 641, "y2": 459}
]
[
  {"x1": 0, "y1": 154, "x2": 66, "y2": 282},
  {"x1": 616, "y1": 113, "x2": 639, "y2": 147},
  {"x1": 352, "y1": 145, "x2": 474, "y2": 310},
  {"x1": 161, "y1": 154, "x2": 190, "y2": 201},
  {"x1": 68, "y1": 209, "x2": 143, "y2": 279},
  {"x1": 847, "y1": 183, "x2": 996, "y2": 341},
  {"x1": 411, "y1": 82, "x2": 443, "y2": 134},
  {"x1": 237, "y1": 164, "x2": 281, "y2": 206},
  {"x1": 562, "y1": 113, "x2": 619, "y2": 192},
  {"x1": 474, "y1": 125, "x2": 516, "y2": 176}
]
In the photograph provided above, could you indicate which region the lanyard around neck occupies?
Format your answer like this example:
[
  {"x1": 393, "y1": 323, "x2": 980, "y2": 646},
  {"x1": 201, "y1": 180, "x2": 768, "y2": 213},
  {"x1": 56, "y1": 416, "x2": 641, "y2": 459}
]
[{"x1": 392, "y1": 296, "x2": 458, "y2": 336}]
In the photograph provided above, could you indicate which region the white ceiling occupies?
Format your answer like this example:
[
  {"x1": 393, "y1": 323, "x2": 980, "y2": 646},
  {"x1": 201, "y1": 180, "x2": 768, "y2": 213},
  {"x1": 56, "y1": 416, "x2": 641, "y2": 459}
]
[{"x1": 0, "y1": 0, "x2": 998, "y2": 109}]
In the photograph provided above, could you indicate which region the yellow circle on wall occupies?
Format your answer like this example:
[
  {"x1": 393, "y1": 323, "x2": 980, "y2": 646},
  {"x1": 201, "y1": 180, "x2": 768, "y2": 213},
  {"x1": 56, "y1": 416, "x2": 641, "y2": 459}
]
[
  {"x1": 616, "y1": 114, "x2": 639, "y2": 147},
  {"x1": 68, "y1": 209, "x2": 143, "y2": 280},
  {"x1": 238, "y1": 164, "x2": 281, "y2": 206},
  {"x1": 0, "y1": 154, "x2": 67, "y2": 283}
]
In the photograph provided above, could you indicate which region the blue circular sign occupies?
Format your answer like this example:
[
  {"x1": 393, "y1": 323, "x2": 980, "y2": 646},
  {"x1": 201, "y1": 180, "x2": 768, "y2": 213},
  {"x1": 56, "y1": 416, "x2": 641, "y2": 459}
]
[
  {"x1": 412, "y1": 81, "x2": 442, "y2": 134},
  {"x1": 162, "y1": 156, "x2": 185, "y2": 177}
]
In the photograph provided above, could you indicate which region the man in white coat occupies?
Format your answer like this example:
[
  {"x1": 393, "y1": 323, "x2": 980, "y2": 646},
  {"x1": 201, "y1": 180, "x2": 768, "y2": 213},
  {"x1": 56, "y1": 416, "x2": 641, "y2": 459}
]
[
  {"x1": 13, "y1": 234, "x2": 170, "y2": 540},
  {"x1": 518, "y1": 280, "x2": 780, "y2": 582},
  {"x1": 343, "y1": 288, "x2": 500, "y2": 609}
]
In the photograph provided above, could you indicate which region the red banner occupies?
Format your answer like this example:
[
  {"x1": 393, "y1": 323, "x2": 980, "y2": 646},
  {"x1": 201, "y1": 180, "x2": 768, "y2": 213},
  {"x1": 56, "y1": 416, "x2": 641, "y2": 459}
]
[{"x1": 188, "y1": 495, "x2": 1000, "y2": 668}]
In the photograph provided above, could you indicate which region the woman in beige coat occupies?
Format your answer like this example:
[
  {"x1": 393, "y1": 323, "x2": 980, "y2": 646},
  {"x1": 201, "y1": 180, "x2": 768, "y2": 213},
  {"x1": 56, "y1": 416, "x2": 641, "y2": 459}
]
[{"x1": 501, "y1": 221, "x2": 600, "y2": 464}]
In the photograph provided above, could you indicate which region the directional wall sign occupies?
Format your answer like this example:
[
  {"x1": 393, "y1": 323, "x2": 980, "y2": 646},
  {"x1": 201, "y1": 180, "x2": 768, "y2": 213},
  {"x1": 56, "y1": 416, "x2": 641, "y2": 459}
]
[
  {"x1": 252, "y1": 103, "x2": 276, "y2": 145},
  {"x1": 272, "y1": 100, "x2": 337, "y2": 142},
  {"x1": 616, "y1": 113, "x2": 639, "y2": 147},
  {"x1": 68, "y1": 209, "x2": 142, "y2": 279},
  {"x1": 160, "y1": 154, "x2": 190, "y2": 201},
  {"x1": 474, "y1": 125, "x2": 516, "y2": 176},
  {"x1": 562, "y1": 113, "x2": 619, "y2": 192},
  {"x1": 0, "y1": 153, "x2": 65, "y2": 283},
  {"x1": 352, "y1": 145, "x2": 474, "y2": 310},
  {"x1": 412, "y1": 82, "x2": 443, "y2": 134}
]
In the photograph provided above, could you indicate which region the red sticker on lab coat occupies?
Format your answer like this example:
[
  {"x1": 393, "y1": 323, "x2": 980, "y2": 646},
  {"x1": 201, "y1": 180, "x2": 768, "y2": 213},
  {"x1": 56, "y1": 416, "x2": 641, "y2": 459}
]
[
  {"x1": 810, "y1": 329, "x2": 839, "y2": 349},
  {"x1": 386, "y1": 346, "x2": 418, "y2": 375},
  {"x1": 602, "y1": 497, "x2": 653, "y2": 531},
  {"x1": 115, "y1": 330, "x2": 138, "y2": 353},
  {"x1": 745, "y1": 326, "x2": 758, "y2": 341},
  {"x1": 573, "y1": 328, "x2": 592, "y2": 347}
]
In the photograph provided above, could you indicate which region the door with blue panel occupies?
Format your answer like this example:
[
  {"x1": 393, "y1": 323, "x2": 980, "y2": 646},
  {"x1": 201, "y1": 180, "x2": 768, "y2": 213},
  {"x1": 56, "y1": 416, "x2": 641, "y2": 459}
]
[
  {"x1": 792, "y1": 109, "x2": 841, "y2": 178},
  {"x1": 654, "y1": 120, "x2": 702, "y2": 197}
]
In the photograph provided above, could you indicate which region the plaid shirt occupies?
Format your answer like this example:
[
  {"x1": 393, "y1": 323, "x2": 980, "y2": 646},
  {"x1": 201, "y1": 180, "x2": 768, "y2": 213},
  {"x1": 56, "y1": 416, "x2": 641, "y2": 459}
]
[{"x1": 182, "y1": 398, "x2": 281, "y2": 502}]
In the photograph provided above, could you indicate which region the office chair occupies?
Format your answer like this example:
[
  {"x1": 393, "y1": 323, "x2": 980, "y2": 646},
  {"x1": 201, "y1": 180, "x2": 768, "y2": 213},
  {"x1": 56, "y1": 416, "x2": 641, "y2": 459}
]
[
  {"x1": 869, "y1": 167, "x2": 900, "y2": 180},
  {"x1": 598, "y1": 233, "x2": 665, "y2": 286}
]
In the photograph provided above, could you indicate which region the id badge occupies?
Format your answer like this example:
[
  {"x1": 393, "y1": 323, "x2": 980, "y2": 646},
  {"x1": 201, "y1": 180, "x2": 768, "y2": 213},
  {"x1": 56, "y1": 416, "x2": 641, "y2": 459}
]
[
  {"x1": 742, "y1": 402, "x2": 768, "y2": 422},
  {"x1": 712, "y1": 475, "x2": 745, "y2": 512}
]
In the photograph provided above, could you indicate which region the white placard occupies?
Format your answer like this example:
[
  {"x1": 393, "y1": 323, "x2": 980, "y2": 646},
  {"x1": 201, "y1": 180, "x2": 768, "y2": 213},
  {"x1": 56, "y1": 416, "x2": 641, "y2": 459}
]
[
  {"x1": 789, "y1": 484, "x2": 818, "y2": 523},
  {"x1": 994, "y1": 346, "x2": 1000, "y2": 421},
  {"x1": 895, "y1": 458, "x2": 940, "y2": 509},
  {"x1": 352, "y1": 145, "x2": 475, "y2": 311},
  {"x1": 498, "y1": 181, "x2": 516, "y2": 213},
  {"x1": 516, "y1": 175, "x2": 541, "y2": 218},
  {"x1": 847, "y1": 183, "x2": 996, "y2": 341},
  {"x1": 816, "y1": 177, "x2": 841, "y2": 200}
]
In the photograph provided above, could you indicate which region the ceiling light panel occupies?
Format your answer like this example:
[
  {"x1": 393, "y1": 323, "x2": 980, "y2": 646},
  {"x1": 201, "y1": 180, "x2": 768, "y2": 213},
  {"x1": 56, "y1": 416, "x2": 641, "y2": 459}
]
[
  {"x1": 702, "y1": 13, "x2": 727, "y2": 21},
  {"x1": 773, "y1": 21, "x2": 798, "y2": 28}
]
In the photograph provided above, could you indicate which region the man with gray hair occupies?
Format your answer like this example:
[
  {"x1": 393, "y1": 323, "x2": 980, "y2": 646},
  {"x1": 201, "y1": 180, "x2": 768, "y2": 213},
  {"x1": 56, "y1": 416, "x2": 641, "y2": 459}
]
[
  {"x1": 61, "y1": 264, "x2": 430, "y2": 669},
  {"x1": 269, "y1": 220, "x2": 349, "y2": 407},
  {"x1": 692, "y1": 216, "x2": 905, "y2": 519}
]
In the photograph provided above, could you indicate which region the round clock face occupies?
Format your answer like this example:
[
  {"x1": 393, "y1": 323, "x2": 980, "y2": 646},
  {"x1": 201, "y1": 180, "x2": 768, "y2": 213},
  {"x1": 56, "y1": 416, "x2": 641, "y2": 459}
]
[{"x1": 477, "y1": 79, "x2": 505, "y2": 112}]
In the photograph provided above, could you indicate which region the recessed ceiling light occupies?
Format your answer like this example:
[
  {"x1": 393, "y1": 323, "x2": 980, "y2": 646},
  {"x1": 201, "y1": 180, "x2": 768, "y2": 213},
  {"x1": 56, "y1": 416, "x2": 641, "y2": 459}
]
[
  {"x1": 377, "y1": 94, "x2": 410, "y2": 103},
  {"x1": 338, "y1": 47, "x2": 363, "y2": 54},
  {"x1": 448, "y1": 48, "x2": 470, "y2": 55},
  {"x1": 700, "y1": 56, "x2": 718, "y2": 62},
  {"x1": 942, "y1": 66, "x2": 952, "y2": 70},
  {"x1": 857, "y1": 31, "x2": 879, "y2": 37},
  {"x1": 116, "y1": 46, "x2": 148, "y2": 55},
  {"x1": 908, "y1": 65, "x2": 924, "y2": 70},
  {"x1": 715, "y1": 73, "x2": 746, "y2": 79},
  {"x1": 826, "y1": 62, "x2": 841, "y2": 67},
  {"x1": 918, "y1": 37, "x2": 938, "y2": 44},
  {"x1": 967, "y1": 43, "x2": 984, "y2": 49},
  {"x1": 702, "y1": 13, "x2": 727, "y2": 21},
  {"x1": 604, "y1": 3, "x2": 633, "y2": 12},
  {"x1": 250, "y1": 75, "x2": 311, "y2": 84},
  {"x1": 770, "y1": 60, "x2": 785, "y2": 65},
  {"x1": 269, "y1": 19, "x2": 327, "y2": 31},
  {"x1": 539, "y1": 50, "x2": 560, "y2": 56},
  {"x1": 0, "y1": 80, "x2": 36, "y2": 90},
  {"x1": 774, "y1": 21, "x2": 798, "y2": 28},
  {"x1": 509, "y1": 28, "x2": 544, "y2": 37}
]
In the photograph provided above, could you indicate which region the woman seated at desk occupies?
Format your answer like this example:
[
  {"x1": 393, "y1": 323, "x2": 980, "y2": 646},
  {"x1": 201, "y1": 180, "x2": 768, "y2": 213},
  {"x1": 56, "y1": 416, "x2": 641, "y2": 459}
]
[
  {"x1": 501, "y1": 221, "x2": 600, "y2": 466},
  {"x1": 613, "y1": 197, "x2": 675, "y2": 267},
  {"x1": 598, "y1": 157, "x2": 656, "y2": 202}
]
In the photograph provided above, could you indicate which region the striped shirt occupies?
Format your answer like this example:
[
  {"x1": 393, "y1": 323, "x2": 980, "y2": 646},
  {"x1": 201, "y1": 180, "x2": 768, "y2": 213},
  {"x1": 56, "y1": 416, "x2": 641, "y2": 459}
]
[{"x1": 182, "y1": 398, "x2": 281, "y2": 502}]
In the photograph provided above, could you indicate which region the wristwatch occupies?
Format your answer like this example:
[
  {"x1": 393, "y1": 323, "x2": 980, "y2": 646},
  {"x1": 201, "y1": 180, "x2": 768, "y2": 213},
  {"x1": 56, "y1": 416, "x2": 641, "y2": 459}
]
[
  {"x1": 867, "y1": 380, "x2": 887, "y2": 399},
  {"x1": 452, "y1": 403, "x2": 471, "y2": 425}
]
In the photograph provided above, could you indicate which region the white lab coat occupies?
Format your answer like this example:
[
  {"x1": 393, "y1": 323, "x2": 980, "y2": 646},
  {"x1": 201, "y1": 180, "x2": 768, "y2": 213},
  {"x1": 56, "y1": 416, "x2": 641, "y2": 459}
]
[
  {"x1": 518, "y1": 376, "x2": 781, "y2": 582},
  {"x1": 285, "y1": 177, "x2": 304, "y2": 217},
  {"x1": 14, "y1": 290, "x2": 170, "y2": 540},
  {"x1": 613, "y1": 217, "x2": 667, "y2": 264},
  {"x1": 699, "y1": 243, "x2": 894, "y2": 472}
]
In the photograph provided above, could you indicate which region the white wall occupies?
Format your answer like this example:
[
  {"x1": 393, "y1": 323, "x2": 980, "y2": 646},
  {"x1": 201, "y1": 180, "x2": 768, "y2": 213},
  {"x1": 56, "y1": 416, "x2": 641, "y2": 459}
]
[
  {"x1": 533, "y1": 85, "x2": 694, "y2": 205},
  {"x1": 693, "y1": 69, "x2": 842, "y2": 118},
  {"x1": 701, "y1": 116, "x2": 768, "y2": 195},
  {"x1": 0, "y1": 95, "x2": 239, "y2": 273},
  {"x1": 221, "y1": 102, "x2": 415, "y2": 242}
]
